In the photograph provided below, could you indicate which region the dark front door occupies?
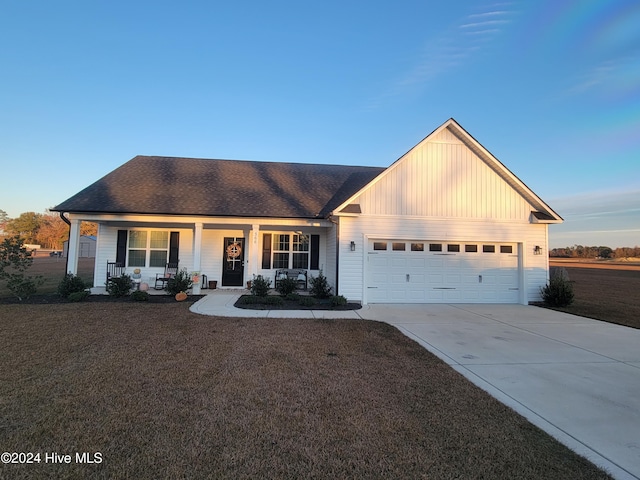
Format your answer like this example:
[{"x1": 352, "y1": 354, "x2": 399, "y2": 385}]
[{"x1": 222, "y1": 237, "x2": 245, "y2": 287}]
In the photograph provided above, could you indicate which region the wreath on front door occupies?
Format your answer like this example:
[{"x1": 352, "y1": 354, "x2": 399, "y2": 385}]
[{"x1": 226, "y1": 242, "x2": 242, "y2": 258}]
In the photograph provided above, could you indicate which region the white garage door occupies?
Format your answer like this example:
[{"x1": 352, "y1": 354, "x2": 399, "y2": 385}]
[{"x1": 366, "y1": 240, "x2": 519, "y2": 303}]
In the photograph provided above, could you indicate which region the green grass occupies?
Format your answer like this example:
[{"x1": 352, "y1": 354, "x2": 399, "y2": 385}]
[{"x1": 0, "y1": 303, "x2": 612, "y2": 479}]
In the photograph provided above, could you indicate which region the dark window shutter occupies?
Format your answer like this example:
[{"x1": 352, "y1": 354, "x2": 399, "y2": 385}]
[
  {"x1": 169, "y1": 232, "x2": 180, "y2": 264},
  {"x1": 116, "y1": 230, "x2": 127, "y2": 265},
  {"x1": 310, "y1": 234, "x2": 320, "y2": 270},
  {"x1": 262, "y1": 233, "x2": 272, "y2": 269}
]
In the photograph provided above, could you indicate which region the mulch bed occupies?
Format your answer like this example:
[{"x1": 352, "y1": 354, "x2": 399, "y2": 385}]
[
  {"x1": 0, "y1": 294, "x2": 204, "y2": 305},
  {"x1": 234, "y1": 295, "x2": 362, "y2": 310}
]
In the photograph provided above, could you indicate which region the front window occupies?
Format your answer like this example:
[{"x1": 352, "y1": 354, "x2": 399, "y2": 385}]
[
  {"x1": 273, "y1": 234, "x2": 290, "y2": 269},
  {"x1": 128, "y1": 231, "x2": 147, "y2": 267},
  {"x1": 149, "y1": 231, "x2": 169, "y2": 267},
  {"x1": 128, "y1": 230, "x2": 169, "y2": 267},
  {"x1": 272, "y1": 233, "x2": 309, "y2": 269},
  {"x1": 292, "y1": 234, "x2": 309, "y2": 268}
]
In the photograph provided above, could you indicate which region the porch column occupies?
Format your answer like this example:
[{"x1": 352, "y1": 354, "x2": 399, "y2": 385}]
[
  {"x1": 193, "y1": 222, "x2": 203, "y2": 294},
  {"x1": 249, "y1": 224, "x2": 260, "y2": 279},
  {"x1": 66, "y1": 219, "x2": 81, "y2": 275}
]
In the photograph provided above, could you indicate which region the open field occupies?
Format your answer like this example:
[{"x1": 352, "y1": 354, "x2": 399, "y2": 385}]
[
  {"x1": 0, "y1": 303, "x2": 611, "y2": 479},
  {"x1": 550, "y1": 258, "x2": 640, "y2": 270},
  {"x1": 0, "y1": 256, "x2": 95, "y2": 298},
  {"x1": 549, "y1": 260, "x2": 640, "y2": 329}
]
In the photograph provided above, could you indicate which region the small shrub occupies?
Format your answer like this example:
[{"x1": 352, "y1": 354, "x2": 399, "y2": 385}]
[
  {"x1": 106, "y1": 274, "x2": 132, "y2": 297},
  {"x1": 309, "y1": 270, "x2": 332, "y2": 299},
  {"x1": 131, "y1": 290, "x2": 150, "y2": 302},
  {"x1": 5, "y1": 275, "x2": 42, "y2": 301},
  {"x1": 299, "y1": 296, "x2": 317, "y2": 307},
  {"x1": 285, "y1": 292, "x2": 301, "y2": 301},
  {"x1": 276, "y1": 277, "x2": 297, "y2": 296},
  {"x1": 238, "y1": 295, "x2": 261, "y2": 305},
  {"x1": 58, "y1": 273, "x2": 87, "y2": 298},
  {"x1": 251, "y1": 275, "x2": 271, "y2": 297},
  {"x1": 540, "y1": 276, "x2": 574, "y2": 307},
  {"x1": 0, "y1": 236, "x2": 44, "y2": 301},
  {"x1": 263, "y1": 295, "x2": 284, "y2": 306},
  {"x1": 166, "y1": 269, "x2": 192, "y2": 295},
  {"x1": 330, "y1": 295, "x2": 348, "y2": 307},
  {"x1": 68, "y1": 291, "x2": 89, "y2": 302}
]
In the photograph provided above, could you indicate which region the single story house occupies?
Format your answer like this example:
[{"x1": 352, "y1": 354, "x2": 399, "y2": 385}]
[
  {"x1": 52, "y1": 119, "x2": 562, "y2": 304},
  {"x1": 62, "y1": 235, "x2": 96, "y2": 258}
]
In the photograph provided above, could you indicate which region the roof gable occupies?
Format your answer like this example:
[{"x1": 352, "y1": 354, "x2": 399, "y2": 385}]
[
  {"x1": 335, "y1": 118, "x2": 563, "y2": 222},
  {"x1": 52, "y1": 156, "x2": 384, "y2": 219}
]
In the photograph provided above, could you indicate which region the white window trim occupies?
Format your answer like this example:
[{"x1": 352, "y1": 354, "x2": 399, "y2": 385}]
[{"x1": 127, "y1": 229, "x2": 170, "y2": 268}]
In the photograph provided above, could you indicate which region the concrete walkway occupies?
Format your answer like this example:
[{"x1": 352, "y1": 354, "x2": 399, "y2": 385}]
[{"x1": 191, "y1": 292, "x2": 640, "y2": 480}]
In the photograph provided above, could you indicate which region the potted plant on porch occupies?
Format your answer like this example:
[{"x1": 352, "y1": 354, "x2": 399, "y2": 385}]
[{"x1": 166, "y1": 268, "x2": 193, "y2": 301}]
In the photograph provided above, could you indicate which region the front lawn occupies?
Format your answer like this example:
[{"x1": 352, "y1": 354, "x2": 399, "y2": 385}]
[{"x1": 0, "y1": 303, "x2": 611, "y2": 479}]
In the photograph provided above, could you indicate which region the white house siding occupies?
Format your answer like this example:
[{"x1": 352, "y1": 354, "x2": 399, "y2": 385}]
[
  {"x1": 355, "y1": 128, "x2": 532, "y2": 221},
  {"x1": 324, "y1": 223, "x2": 338, "y2": 292},
  {"x1": 94, "y1": 223, "x2": 116, "y2": 287},
  {"x1": 338, "y1": 215, "x2": 549, "y2": 305},
  {"x1": 95, "y1": 225, "x2": 194, "y2": 288}
]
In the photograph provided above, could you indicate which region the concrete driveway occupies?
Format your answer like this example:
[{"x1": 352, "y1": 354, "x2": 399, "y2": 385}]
[{"x1": 361, "y1": 304, "x2": 640, "y2": 480}]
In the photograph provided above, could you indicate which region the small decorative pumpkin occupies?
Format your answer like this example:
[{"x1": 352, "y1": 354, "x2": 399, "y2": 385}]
[{"x1": 175, "y1": 291, "x2": 188, "y2": 302}]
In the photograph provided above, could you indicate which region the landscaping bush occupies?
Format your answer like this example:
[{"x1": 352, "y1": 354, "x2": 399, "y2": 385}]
[
  {"x1": 68, "y1": 291, "x2": 89, "y2": 302},
  {"x1": 0, "y1": 235, "x2": 44, "y2": 301},
  {"x1": 251, "y1": 275, "x2": 271, "y2": 297},
  {"x1": 309, "y1": 270, "x2": 332, "y2": 299},
  {"x1": 131, "y1": 290, "x2": 150, "y2": 302},
  {"x1": 276, "y1": 277, "x2": 297, "y2": 296},
  {"x1": 540, "y1": 276, "x2": 574, "y2": 307},
  {"x1": 106, "y1": 274, "x2": 133, "y2": 297},
  {"x1": 238, "y1": 294, "x2": 283, "y2": 306},
  {"x1": 299, "y1": 296, "x2": 317, "y2": 307},
  {"x1": 330, "y1": 295, "x2": 348, "y2": 307},
  {"x1": 57, "y1": 273, "x2": 87, "y2": 298},
  {"x1": 5, "y1": 276, "x2": 41, "y2": 301},
  {"x1": 238, "y1": 295, "x2": 262, "y2": 305},
  {"x1": 285, "y1": 292, "x2": 301, "y2": 301},
  {"x1": 263, "y1": 295, "x2": 284, "y2": 306},
  {"x1": 166, "y1": 269, "x2": 192, "y2": 295}
]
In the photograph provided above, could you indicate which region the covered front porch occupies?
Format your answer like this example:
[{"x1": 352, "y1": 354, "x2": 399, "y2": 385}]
[{"x1": 63, "y1": 213, "x2": 336, "y2": 295}]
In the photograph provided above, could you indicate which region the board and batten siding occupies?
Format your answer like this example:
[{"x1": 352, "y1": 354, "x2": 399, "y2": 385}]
[
  {"x1": 337, "y1": 213, "x2": 549, "y2": 304},
  {"x1": 323, "y1": 223, "x2": 338, "y2": 291},
  {"x1": 354, "y1": 129, "x2": 531, "y2": 220}
]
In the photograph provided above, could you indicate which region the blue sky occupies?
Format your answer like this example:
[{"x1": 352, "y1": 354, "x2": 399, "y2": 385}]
[{"x1": 1, "y1": 0, "x2": 638, "y2": 248}]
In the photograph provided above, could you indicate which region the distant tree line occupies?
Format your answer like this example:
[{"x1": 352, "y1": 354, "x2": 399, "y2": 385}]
[
  {"x1": 550, "y1": 245, "x2": 640, "y2": 259},
  {"x1": 0, "y1": 209, "x2": 97, "y2": 249}
]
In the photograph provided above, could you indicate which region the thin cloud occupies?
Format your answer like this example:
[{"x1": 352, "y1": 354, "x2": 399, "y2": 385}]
[
  {"x1": 365, "y1": 4, "x2": 514, "y2": 109},
  {"x1": 459, "y1": 20, "x2": 509, "y2": 29}
]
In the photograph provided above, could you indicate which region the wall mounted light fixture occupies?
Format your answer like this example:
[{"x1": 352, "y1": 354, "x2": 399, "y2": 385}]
[
  {"x1": 533, "y1": 245, "x2": 542, "y2": 255},
  {"x1": 350, "y1": 241, "x2": 356, "y2": 252}
]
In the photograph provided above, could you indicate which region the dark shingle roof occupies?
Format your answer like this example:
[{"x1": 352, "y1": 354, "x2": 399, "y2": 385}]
[{"x1": 52, "y1": 156, "x2": 385, "y2": 218}]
